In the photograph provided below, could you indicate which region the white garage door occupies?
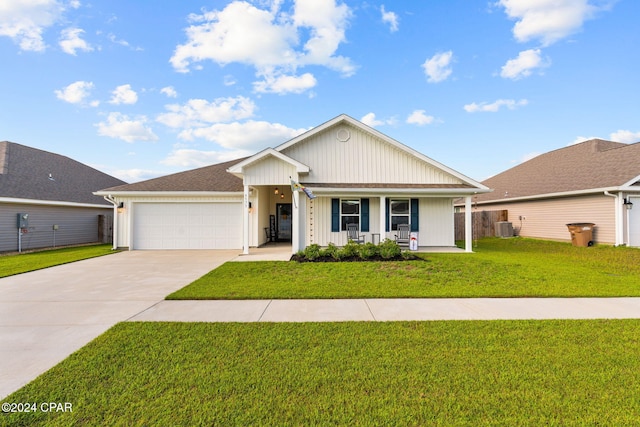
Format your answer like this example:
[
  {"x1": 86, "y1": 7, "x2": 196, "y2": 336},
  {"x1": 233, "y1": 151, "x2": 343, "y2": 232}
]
[{"x1": 133, "y1": 203, "x2": 242, "y2": 249}]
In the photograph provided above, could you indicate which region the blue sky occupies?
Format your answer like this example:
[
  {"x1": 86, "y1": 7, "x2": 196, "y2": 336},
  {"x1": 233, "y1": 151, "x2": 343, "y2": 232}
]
[{"x1": 1, "y1": 0, "x2": 638, "y2": 183}]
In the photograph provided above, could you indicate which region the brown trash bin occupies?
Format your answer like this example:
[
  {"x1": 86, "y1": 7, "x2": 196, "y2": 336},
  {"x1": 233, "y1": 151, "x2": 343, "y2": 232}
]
[{"x1": 566, "y1": 223, "x2": 595, "y2": 247}]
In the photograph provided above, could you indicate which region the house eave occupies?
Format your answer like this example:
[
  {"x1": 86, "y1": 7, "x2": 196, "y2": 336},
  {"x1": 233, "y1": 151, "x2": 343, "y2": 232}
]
[
  {"x1": 93, "y1": 191, "x2": 244, "y2": 198},
  {"x1": 466, "y1": 186, "x2": 640, "y2": 206},
  {"x1": 307, "y1": 186, "x2": 491, "y2": 196},
  {"x1": 0, "y1": 197, "x2": 112, "y2": 209}
]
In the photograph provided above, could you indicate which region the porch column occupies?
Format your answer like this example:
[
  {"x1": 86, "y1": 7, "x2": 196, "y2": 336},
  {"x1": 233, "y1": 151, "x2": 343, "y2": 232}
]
[
  {"x1": 380, "y1": 195, "x2": 386, "y2": 241},
  {"x1": 243, "y1": 185, "x2": 250, "y2": 255},
  {"x1": 292, "y1": 189, "x2": 301, "y2": 253},
  {"x1": 465, "y1": 196, "x2": 473, "y2": 252}
]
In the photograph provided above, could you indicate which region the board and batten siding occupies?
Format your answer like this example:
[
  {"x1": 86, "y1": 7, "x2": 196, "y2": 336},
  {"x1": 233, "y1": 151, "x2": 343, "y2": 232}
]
[
  {"x1": 242, "y1": 156, "x2": 298, "y2": 186},
  {"x1": 282, "y1": 124, "x2": 463, "y2": 185},
  {"x1": 477, "y1": 194, "x2": 615, "y2": 244},
  {"x1": 0, "y1": 203, "x2": 110, "y2": 252},
  {"x1": 307, "y1": 197, "x2": 455, "y2": 247}
]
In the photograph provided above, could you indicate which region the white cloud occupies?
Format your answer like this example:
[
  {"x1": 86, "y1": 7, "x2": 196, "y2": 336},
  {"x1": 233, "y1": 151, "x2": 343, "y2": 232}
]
[
  {"x1": 59, "y1": 27, "x2": 92, "y2": 55},
  {"x1": 156, "y1": 96, "x2": 256, "y2": 129},
  {"x1": 170, "y1": 0, "x2": 355, "y2": 94},
  {"x1": 610, "y1": 130, "x2": 640, "y2": 144},
  {"x1": 500, "y1": 48, "x2": 550, "y2": 80},
  {"x1": 0, "y1": 0, "x2": 65, "y2": 51},
  {"x1": 161, "y1": 148, "x2": 252, "y2": 168},
  {"x1": 177, "y1": 120, "x2": 308, "y2": 151},
  {"x1": 464, "y1": 98, "x2": 528, "y2": 113},
  {"x1": 422, "y1": 51, "x2": 453, "y2": 83},
  {"x1": 497, "y1": 0, "x2": 607, "y2": 46},
  {"x1": 109, "y1": 168, "x2": 158, "y2": 183},
  {"x1": 54, "y1": 80, "x2": 96, "y2": 105},
  {"x1": 253, "y1": 72, "x2": 317, "y2": 94},
  {"x1": 96, "y1": 112, "x2": 158, "y2": 143},
  {"x1": 109, "y1": 84, "x2": 138, "y2": 105},
  {"x1": 160, "y1": 86, "x2": 178, "y2": 98},
  {"x1": 380, "y1": 5, "x2": 399, "y2": 32},
  {"x1": 569, "y1": 135, "x2": 599, "y2": 145},
  {"x1": 406, "y1": 110, "x2": 435, "y2": 126},
  {"x1": 360, "y1": 112, "x2": 397, "y2": 127}
]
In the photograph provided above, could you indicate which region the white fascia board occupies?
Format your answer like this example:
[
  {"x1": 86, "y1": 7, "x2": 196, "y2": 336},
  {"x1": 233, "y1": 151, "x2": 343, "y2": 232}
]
[
  {"x1": 471, "y1": 186, "x2": 640, "y2": 206},
  {"x1": 308, "y1": 187, "x2": 492, "y2": 197},
  {"x1": 276, "y1": 114, "x2": 489, "y2": 191},
  {"x1": 0, "y1": 197, "x2": 111, "y2": 209},
  {"x1": 622, "y1": 174, "x2": 640, "y2": 188},
  {"x1": 93, "y1": 191, "x2": 244, "y2": 198},
  {"x1": 226, "y1": 148, "x2": 310, "y2": 175}
]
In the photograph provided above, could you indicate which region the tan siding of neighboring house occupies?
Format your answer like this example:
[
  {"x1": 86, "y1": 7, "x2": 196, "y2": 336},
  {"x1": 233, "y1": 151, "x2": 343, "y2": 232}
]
[
  {"x1": 476, "y1": 194, "x2": 615, "y2": 244},
  {"x1": 281, "y1": 124, "x2": 463, "y2": 185}
]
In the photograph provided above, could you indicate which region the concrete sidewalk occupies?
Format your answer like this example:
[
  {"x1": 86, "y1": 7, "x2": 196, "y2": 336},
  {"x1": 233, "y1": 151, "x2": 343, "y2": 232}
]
[{"x1": 130, "y1": 297, "x2": 640, "y2": 323}]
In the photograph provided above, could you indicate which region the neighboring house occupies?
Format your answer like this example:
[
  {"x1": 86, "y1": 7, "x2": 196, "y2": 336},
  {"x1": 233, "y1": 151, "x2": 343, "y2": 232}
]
[
  {"x1": 96, "y1": 114, "x2": 490, "y2": 254},
  {"x1": 0, "y1": 141, "x2": 126, "y2": 252},
  {"x1": 469, "y1": 139, "x2": 640, "y2": 246}
]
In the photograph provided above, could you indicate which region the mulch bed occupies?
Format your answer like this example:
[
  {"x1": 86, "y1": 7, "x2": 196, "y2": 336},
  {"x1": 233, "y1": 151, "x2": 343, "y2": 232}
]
[{"x1": 290, "y1": 253, "x2": 423, "y2": 262}]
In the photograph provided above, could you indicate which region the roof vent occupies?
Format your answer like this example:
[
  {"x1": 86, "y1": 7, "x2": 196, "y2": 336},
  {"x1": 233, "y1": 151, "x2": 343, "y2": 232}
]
[{"x1": 336, "y1": 128, "x2": 350, "y2": 142}]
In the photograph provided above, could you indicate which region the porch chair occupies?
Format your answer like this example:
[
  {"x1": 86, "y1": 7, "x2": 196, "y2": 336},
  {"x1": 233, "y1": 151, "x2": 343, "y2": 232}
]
[
  {"x1": 346, "y1": 224, "x2": 365, "y2": 244},
  {"x1": 395, "y1": 224, "x2": 410, "y2": 247}
]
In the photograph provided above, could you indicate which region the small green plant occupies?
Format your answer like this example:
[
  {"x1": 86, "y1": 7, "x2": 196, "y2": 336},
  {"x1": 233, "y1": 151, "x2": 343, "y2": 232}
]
[
  {"x1": 358, "y1": 242, "x2": 379, "y2": 260},
  {"x1": 339, "y1": 240, "x2": 361, "y2": 259},
  {"x1": 378, "y1": 239, "x2": 402, "y2": 259},
  {"x1": 321, "y1": 243, "x2": 340, "y2": 260},
  {"x1": 302, "y1": 244, "x2": 321, "y2": 260}
]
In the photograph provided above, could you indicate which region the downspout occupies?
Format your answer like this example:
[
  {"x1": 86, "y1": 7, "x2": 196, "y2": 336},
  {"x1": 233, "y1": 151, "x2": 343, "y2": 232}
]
[
  {"x1": 604, "y1": 191, "x2": 623, "y2": 246},
  {"x1": 103, "y1": 195, "x2": 118, "y2": 250}
]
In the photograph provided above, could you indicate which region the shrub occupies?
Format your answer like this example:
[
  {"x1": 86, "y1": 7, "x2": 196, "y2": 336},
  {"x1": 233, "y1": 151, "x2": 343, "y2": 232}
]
[
  {"x1": 321, "y1": 243, "x2": 340, "y2": 260},
  {"x1": 378, "y1": 239, "x2": 402, "y2": 259},
  {"x1": 358, "y1": 242, "x2": 379, "y2": 260},
  {"x1": 303, "y1": 244, "x2": 322, "y2": 260},
  {"x1": 339, "y1": 241, "x2": 361, "y2": 259}
]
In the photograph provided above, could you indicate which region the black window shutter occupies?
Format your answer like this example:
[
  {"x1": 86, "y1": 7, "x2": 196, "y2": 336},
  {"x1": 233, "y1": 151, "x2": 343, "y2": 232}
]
[
  {"x1": 331, "y1": 198, "x2": 340, "y2": 232},
  {"x1": 385, "y1": 198, "x2": 390, "y2": 232},
  {"x1": 410, "y1": 199, "x2": 419, "y2": 232},
  {"x1": 361, "y1": 198, "x2": 369, "y2": 232}
]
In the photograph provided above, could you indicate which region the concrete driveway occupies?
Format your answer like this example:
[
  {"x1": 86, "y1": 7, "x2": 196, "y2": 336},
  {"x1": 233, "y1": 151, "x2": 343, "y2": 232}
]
[{"x1": 0, "y1": 250, "x2": 238, "y2": 399}]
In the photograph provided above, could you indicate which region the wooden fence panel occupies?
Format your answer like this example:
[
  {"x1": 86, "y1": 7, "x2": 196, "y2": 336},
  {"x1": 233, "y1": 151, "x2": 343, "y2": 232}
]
[{"x1": 454, "y1": 210, "x2": 508, "y2": 241}]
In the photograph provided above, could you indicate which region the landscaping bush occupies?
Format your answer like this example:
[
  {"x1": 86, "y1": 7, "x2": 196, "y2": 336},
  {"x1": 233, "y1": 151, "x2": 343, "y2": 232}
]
[
  {"x1": 378, "y1": 238, "x2": 402, "y2": 259},
  {"x1": 291, "y1": 239, "x2": 416, "y2": 262}
]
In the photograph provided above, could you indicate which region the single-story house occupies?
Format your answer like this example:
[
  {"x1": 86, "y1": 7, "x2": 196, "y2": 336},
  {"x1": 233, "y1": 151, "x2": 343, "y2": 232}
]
[
  {"x1": 0, "y1": 141, "x2": 126, "y2": 252},
  {"x1": 469, "y1": 139, "x2": 640, "y2": 246},
  {"x1": 96, "y1": 114, "x2": 490, "y2": 253}
]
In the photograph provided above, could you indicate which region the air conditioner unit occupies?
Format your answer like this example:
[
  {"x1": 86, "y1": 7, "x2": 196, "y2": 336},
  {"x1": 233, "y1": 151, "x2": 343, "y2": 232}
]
[{"x1": 495, "y1": 221, "x2": 514, "y2": 238}]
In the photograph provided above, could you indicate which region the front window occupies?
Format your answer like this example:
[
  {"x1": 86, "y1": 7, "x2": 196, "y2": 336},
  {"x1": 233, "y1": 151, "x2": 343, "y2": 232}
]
[
  {"x1": 341, "y1": 199, "x2": 360, "y2": 231},
  {"x1": 390, "y1": 199, "x2": 410, "y2": 230}
]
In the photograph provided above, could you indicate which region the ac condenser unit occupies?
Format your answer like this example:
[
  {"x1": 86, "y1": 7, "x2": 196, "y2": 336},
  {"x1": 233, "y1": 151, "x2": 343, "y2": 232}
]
[{"x1": 495, "y1": 221, "x2": 514, "y2": 238}]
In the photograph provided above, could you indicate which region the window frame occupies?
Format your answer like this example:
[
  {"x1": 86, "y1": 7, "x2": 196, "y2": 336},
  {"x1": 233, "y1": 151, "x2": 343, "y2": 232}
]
[
  {"x1": 340, "y1": 199, "x2": 361, "y2": 231},
  {"x1": 390, "y1": 199, "x2": 410, "y2": 231}
]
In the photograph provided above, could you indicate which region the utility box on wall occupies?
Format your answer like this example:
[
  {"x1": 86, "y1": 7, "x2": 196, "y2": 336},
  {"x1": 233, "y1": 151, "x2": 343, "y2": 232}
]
[{"x1": 17, "y1": 213, "x2": 29, "y2": 228}]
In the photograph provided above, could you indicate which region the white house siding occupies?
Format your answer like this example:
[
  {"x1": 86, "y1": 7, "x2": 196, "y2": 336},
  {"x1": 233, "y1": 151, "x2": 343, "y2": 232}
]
[
  {"x1": 243, "y1": 156, "x2": 298, "y2": 186},
  {"x1": 420, "y1": 198, "x2": 455, "y2": 246},
  {"x1": 307, "y1": 196, "x2": 455, "y2": 247},
  {"x1": 0, "y1": 202, "x2": 110, "y2": 252},
  {"x1": 477, "y1": 194, "x2": 615, "y2": 244},
  {"x1": 281, "y1": 124, "x2": 463, "y2": 185}
]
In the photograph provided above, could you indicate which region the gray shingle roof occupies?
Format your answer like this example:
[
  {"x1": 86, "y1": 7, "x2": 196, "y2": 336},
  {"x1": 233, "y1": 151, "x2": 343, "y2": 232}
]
[
  {"x1": 100, "y1": 157, "x2": 246, "y2": 193},
  {"x1": 476, "y1": 139, "x2": 640, "y2": 203},
  {"x1": 0, "y1": 141, "x2": 126, "y2": 206}
]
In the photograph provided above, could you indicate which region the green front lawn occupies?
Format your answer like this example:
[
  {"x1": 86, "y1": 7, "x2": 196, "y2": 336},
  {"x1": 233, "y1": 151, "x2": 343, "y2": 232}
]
[
  {"x1": 0, "y1": 244, "x2": 116, "y2": 278},
  {"x1": 168, "y1": 238, "x2": 640, "y2": 299},
  {"x1": 3, "y1": 320, "x2": 640, "y2": 426}
]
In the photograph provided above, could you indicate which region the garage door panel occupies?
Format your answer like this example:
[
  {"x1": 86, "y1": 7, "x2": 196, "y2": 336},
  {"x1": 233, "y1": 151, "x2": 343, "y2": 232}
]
[{"x1": 133, "y1": 202, "x2": 242, "y2": 249}]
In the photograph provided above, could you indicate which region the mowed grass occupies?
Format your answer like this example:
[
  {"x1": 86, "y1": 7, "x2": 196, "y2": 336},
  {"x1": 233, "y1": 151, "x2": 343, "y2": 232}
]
[
  {"x1": 0, "y1": 244, "x2": 116, "y2": 278},
  {"x1": 168, "y1": 238, "x2": 640, "y2": 299},
  {"x1": 2, "y1": 320, "x2": 640, "y2": 426}
]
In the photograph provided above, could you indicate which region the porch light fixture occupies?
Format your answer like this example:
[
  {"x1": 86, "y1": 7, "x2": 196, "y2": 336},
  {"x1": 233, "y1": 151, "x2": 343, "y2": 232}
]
[
  {"x1": 248, "y1": 202, "x2": 253, "y2": 213},
  {"x1": 117, "y1": 202, "x2": 125, "y2": 213},
  {"x1": 624, "y1": 198, "x2": 633, "y2": 210},
  {"x1": 280, "y1": 193, "x2": 285, "y2": 199},
  {"x1": 274, "y1": 188, "x2": 279, "y2": 195}
]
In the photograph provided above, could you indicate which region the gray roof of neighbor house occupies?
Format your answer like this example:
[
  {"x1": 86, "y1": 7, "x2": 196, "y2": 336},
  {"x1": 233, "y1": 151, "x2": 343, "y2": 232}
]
[
  {"x1": 100, "y1": 157, "x2": 246, "y2": 193},
  {"x1": 476, "y1": 139, "x2": 640, "y2": 203},
  {"x1": 0, "y1": 141, "x2": 126, "y2": 206}
]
